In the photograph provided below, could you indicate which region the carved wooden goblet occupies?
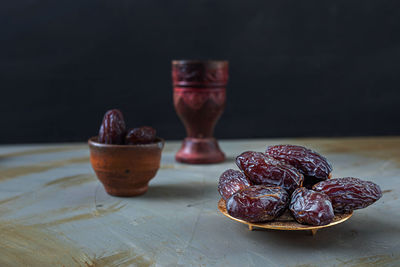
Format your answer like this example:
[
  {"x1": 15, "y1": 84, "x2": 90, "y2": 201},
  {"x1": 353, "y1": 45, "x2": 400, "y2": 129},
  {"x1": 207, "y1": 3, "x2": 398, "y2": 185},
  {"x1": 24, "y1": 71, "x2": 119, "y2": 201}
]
[{"x1": 172, "y1": 60, "x2": 228, "y2": 164}]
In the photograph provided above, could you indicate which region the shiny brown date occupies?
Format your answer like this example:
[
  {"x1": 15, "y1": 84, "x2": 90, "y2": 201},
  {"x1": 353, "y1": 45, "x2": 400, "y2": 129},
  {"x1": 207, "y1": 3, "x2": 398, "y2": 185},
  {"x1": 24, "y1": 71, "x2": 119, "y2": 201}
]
[
  {"x1": 313, "y1": 177, "x2": 382, "y2": 213},
  {"x1": 98, "y1": 109, "x2": 126, "y2": 144},
  {"x1": 125, "y1": 126, "x2": 156, "y2": 144},
  {"x1": 265, "y1": 145, "x2": 332, "y2": 181},
  {"x1": 218, "y1": 169, "x2": 251, "y2": 201},
  {"x1": 226, "y1": 185, "x2": 289, "y2": 222},
  {"x1": 289, "y1": 188, "x2": 334, "y2": 226},
  {"x1": 236, "y1": 151, "x2": 303, "y2": 193}
]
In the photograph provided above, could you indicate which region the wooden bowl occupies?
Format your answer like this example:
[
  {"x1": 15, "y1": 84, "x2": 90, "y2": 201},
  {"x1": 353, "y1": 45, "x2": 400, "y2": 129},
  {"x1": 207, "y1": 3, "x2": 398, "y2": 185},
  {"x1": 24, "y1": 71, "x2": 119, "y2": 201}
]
[
  {"x1": 218, "y1": 199, "x2": 352, "y2": 235},
  {"x1": 88, "y1": 136, "x2": 164, "y2": 197}
]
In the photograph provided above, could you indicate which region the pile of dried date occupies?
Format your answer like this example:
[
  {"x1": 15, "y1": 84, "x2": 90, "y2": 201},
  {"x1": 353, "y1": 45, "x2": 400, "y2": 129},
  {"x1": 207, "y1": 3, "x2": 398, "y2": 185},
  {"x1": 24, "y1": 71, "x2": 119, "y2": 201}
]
[
  {"x1": 97, "y1": 109, "x2": 157, "y2": 145},
  {"x1": 218, "y1": 145, "x2": 382, "y2": 226}
]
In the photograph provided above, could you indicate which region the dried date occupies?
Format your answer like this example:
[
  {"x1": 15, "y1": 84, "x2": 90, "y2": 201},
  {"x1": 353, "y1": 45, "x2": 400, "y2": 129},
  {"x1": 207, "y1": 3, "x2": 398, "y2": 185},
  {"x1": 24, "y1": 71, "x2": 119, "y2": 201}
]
[
  {"x1": 98, "y1": 109, "x2": 126, "y2": 144},
  {"x1": 313, "y1": 177, "x2": 382, "y2": 213},
  {"x1": 227, "y1": 185, "x2": 289, "y2": 222},
  {"x1": 289, "y1": 188, "x2": 334, "y2": 226},
  {"x1": 125, "y1": 126, "x2": 156, "y2": 144},
  {"x1": 236, "y1": 151, "x2": 303, "y2": 193},
  {"x1": 218, "y1": 169, "x2": 251, "y2": 201},
  {"x1": 265, "y1": 145, "x2": 332, "y2": 181}
]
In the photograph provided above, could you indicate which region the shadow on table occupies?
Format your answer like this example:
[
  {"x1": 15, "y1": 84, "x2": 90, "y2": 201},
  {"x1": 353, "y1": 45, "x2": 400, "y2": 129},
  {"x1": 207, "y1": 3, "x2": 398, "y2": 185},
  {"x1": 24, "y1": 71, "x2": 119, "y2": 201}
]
[
  {"x1": 224, "y1": 155, "x2": 236, "y2": 163},
  {"x1": 240, "y1": 214, "x2": 400, "y2": 251},
  {"x1": 143, "y1": 182, "x2": 217, "y2": 201}
]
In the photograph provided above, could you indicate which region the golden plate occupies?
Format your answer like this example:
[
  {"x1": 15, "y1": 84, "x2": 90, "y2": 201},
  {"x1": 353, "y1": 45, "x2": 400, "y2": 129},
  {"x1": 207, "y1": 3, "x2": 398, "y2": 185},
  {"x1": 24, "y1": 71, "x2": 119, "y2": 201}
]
[{"x1": 218, "y1": 198, "x2": 353, "y2": 235}]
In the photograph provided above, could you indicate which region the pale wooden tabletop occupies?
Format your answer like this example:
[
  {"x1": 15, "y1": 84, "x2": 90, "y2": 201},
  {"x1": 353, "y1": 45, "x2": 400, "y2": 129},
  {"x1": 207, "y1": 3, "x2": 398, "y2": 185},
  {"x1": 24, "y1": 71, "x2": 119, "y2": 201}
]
[{"x1": 0, "y1": 137, "x2": 399, "y2": 266}]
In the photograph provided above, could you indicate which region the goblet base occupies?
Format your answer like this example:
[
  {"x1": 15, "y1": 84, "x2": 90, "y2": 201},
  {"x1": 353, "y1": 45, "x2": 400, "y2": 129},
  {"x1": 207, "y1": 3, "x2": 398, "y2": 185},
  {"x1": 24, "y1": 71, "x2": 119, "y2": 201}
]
[{"x1": 175, "y1": 137, "x2": 225, "y2": 164}]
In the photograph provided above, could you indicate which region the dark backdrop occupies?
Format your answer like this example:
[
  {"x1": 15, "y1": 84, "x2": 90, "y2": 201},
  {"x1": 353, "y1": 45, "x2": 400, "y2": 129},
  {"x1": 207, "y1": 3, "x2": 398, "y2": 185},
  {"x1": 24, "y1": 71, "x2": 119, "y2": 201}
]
[{"x1": 1, "y1": 0, "x2": 400, "y2": 143}]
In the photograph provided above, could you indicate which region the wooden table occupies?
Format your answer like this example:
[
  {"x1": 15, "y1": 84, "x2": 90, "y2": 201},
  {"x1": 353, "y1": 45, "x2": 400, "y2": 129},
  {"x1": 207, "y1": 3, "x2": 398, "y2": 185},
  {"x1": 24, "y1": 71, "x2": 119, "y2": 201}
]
[{"x1": 0, "y1": 137, "x2": 399, "y2": 266}]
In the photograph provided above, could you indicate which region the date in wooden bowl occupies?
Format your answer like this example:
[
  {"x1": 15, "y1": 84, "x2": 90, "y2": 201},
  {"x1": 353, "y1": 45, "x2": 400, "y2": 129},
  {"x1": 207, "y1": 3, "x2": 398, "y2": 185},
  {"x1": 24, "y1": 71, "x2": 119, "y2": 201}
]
[{"x1": 218, "y1": 199, "x2": 352, "y2": 235}]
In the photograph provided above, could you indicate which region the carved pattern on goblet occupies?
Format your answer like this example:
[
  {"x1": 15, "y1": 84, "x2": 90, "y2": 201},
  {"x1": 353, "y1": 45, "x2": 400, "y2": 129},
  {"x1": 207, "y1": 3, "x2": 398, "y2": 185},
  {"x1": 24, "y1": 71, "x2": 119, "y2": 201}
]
[{"x1": 172, "y1": 60, "x2": 228, "y2": 164}]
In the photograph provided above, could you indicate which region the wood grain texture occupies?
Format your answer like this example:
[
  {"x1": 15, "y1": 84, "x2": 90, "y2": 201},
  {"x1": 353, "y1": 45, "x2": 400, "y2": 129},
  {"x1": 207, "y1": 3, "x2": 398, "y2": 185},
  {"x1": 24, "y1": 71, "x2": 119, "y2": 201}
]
[{"x1": 0, "y1": 137, "x2": 399, "y2": 266}]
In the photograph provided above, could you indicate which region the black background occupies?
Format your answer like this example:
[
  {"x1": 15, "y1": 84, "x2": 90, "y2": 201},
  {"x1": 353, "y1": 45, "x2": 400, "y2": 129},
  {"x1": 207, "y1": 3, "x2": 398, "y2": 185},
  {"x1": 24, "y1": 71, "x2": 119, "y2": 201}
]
[{"x1": 1, "y1": 0, "x2": 400, "y2": 143}]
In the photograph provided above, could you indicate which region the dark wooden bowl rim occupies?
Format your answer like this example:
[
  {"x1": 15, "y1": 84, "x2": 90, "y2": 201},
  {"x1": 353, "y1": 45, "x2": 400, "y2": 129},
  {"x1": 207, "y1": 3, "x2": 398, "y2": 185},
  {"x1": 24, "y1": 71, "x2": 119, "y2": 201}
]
[{"x1": 88, "y1": 136, "x2": 164, "y2": 149}]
